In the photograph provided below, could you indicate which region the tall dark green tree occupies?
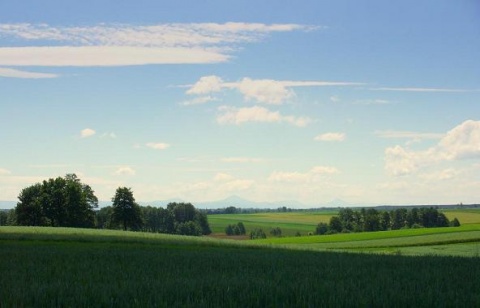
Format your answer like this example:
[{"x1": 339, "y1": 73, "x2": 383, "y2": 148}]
[
  {"x1": 111, "y1": 187, "x2": 142, "y2": 231},
  {"x1": 16, "y1": 183, "x2": 47, "y2": 226}
]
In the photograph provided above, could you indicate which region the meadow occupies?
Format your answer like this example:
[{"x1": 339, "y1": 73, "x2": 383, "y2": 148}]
[
  {"x1": 208, "y1": 208, "x2": 480, "y2": 257},
  {"x1": 1, "y1": 226, "x2": 479, "y2": 306}
]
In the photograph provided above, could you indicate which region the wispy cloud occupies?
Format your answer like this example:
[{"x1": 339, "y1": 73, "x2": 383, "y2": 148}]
[
  {"x1": 217, "y1": 106, "x2": 311, "y2": 127},
  {"x1": 0, "y1": 67, "x2": 58, "y2": 79},
  {"x1": 0, "y1": 22, "x2": 316, "y2": 67},
  {"x1": 221, "y1": 157, "x2": 264, "y2": 163},
  {"x1": 113, "y1": 166, "x2": 136, "y2": 176},
  {"x1": 314, "y1": 132, "x2": 346, "y2": 142},
  {"x1": 0, "y1": 168, "x2": 11, "y2": 176},
  {"x1": 80, "y1": 128, "x2": 96, "y2": 138},
  {"x1": 375, "y1": 130, "x2": 443, "y2": 140},
  {"x1": 186, "y1": 75, "x2": 364, "y2": 105},
  {"x1": 146, "y1": 142, "x2": 170, "y2": 150},
  {"x1": 370, "y1": 87, "x2": 477, "y2": 93},
  {"x1": 269, "y1": 166, "x2": 339, "y2": 183}
]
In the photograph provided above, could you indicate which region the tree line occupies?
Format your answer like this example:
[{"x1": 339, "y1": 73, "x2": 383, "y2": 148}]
[
  {"x1": 316, "y1": 207, "x2": 460, "y2": 235},
  {"x1": 7, "y1": 174, "x2": 210, "y2": 236}
]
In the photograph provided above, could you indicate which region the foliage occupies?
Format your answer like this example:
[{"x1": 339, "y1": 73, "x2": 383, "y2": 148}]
[
  {"x1": 450, "y1": 217, "x2": 461, "y2": 227},
  {"x1": 98, "y1": 201, "x2": 210, "y2": 236},
  {"x1": 15, "y1": 174, "x2": 98, "y2": 227},
  {"x1": 249, "y1": 228, "x2": 267, "y2": 239},
  {"x1": 315, "y1": 222, "x2": 329, "y2": 235},
  {"x1": 326, "y1": 207, "x2": 455, "y2": 235},
  {"x1": 270, "y1": 227, "x2": 282, "y2": 237},
  {"x1": 225, "y1": 222, "x2": 246, "y2": 236},
  {"x1": 1, "y1": 227, "x2": 480, "y2": 306},
  {"x1": 111, "y1": 187, "x2": 143, "y2": 231}
]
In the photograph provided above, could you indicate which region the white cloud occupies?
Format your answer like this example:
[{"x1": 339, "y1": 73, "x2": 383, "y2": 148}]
[
  {"x1": 384, "y1": 145, "x2": 423, "y2": 176},
  {"x1": 370, "y1": 87, "x2": 476, "y2": 93},
  {"x1": 354, "y1": 99, "x2": 390, "y2": 105},
  {"x1": 99, "y1": 132, "x2": 117, "y2": 139},
  {"x1": 314, "y1": 132, "x2": 346, "y2": 142},
  {"x1": 80, "y1": 128, "x2": 96, "y2": 138},
  {"x1": 0, "y1": 67, "x2": 58, "y2": 79},
  {"x1": 330, "y1": 95, "x2": 340, "y2": 102},
  {"x1": 0, "y1": 168, "x2": 11, "y2": 176},
  {"x1": 221, "y1": 157, "x2": 263, "y2": 163},
  {"x1": 113, "y1": 166, "x2": 136, "y2": 176},
  {"x1": 375, "y1": 130, "x2": 443, "y2": 140},
  {"x1": 0, "y1": 46, "x2": 226, "y2": 66},
  {"x1": 185, "y1": 75, "x2": 364, "y2": 105},
  {"x1": 182, "y1": 96, "x2": 217, "y2": 106},
  {"x1": 214, "y1": 173, "x2": 235, "y2": 182},
  {"x1": 384, "y1": 120, "x2": 480, "y2": 176},
  {"x1": 0, "y1": 23, "x2": 314, "y2": 67},
  {"x1": 269, "y1": 166, "x2": 339, "y2": 183},
  {"x1": 217, "y1": 106, "x2": 311, "y2": 127},
  {"x1": 146, "y1": 142, "x2": 170, "y2": 150},
  {"x1": 236, "y1": 78, "x2": 294, "y2": 104},
  {"x1": 186, "y1": 76, "x2": 224, "y2": 95},
  {"x1": 439, "y1": 120, "x2": 480, "y2": 160}
]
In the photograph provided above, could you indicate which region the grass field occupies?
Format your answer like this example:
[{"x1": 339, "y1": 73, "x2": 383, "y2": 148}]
[
  {"x1": 208, "y1": 211, "x2": 333, "y2": 236},
  {"x1": 208, "y1": 209, "x2": 480, "y2": 257},
  {"x1": 1, "y1": 226, "x2": 479, "y2": 306}
]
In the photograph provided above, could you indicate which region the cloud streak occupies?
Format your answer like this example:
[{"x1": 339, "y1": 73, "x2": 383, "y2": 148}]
[
  {"x1": 217, "y1": 106, "x2": 311, "y2": 127},
  {"x1": 0, "y1": 22, "x2": 315, "y2": 68},
  {"x1": 186, "y1": 75, "x2": 364, "y2": 105},
  {"x1": 0, "y1": 67, "x2": 58, "y2": 78}
]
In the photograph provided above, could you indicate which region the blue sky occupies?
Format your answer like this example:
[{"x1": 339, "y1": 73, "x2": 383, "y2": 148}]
[{"x1": 1, "y1": 0, "x2": 479, "y2": 206}]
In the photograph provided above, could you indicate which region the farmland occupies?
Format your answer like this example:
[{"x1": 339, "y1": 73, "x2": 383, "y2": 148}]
[
  {"x1": 208, "y1": 208, "x2": 480, "y2": 257},
  {"x1": 1, "y1": 208, "x2": 480, "y2": 306},
  {"x1": 1, "y1": 226, "x2": 480, "y2": 306}
]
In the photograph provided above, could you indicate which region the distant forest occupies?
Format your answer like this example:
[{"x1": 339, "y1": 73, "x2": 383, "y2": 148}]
[{"x1": 316, "y1": 207, "x2": 460, "y2": 235}]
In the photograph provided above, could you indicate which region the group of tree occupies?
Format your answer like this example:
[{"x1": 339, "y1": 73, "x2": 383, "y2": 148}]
[
  {"x1": 225, "y1": 222, "x2": 246, "y2": 236},
  {"x1": 249, "y1": 228, "x2": 267, "y2": 239},
  {"x1": 14, "y1": 174, "x2": 98, "y2": 228},
  {"x1": 270, "y1": 227, "x2": 282, "y2": 237},
  {"x1": 316, "y1": 207, "x2": 460, "y2": 235},
  {"x1": 9, "y1": 174, "x2": 210, "y2": 236},
  {"x1": 95, "y1": 192, "x2": 211, "y2": 236}
]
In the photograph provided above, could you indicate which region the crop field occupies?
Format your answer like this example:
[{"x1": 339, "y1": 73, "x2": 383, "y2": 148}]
[
  {"x1": 1, "y1": 226, "x2": 480, "y2": 306},
  {"x1": 208, "y1": 211, "x2": 333, "y2": 236},
  {"x1": 209, "y1": 209, "x2": 480, "y2": 257}
]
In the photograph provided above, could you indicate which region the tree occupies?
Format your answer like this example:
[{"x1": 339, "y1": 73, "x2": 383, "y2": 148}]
[
  {"x1": 315, "y1": 222, "x2": 329, "y2": 235},
  {"x1": 250, "y1": 228, "x2": 266, "y2": 239},
  {"x1": 111, "y1": 187, "x2": 142, "y2": 231},
  {"x1": 16, "y1": 183, "x2": 47, "y2": 226},
  {"x1": 329, "y1": 216, "x2": 343, "y2": 233},
  {"x1": 237, "y1": 222, "x2": 246, "y2": 235},
  {"x1": 270, "y1": 227, "x2": 282, "y2": 237},
  {"x1": 225, "y1": 224, "x2": 234, "y2": 235},
  {"x1": 15, "y1": 174, "x2": 98, "y2": 228},
  {"x1": 450, "y1": 217, "x2": 461, "y2": 227},
  {"x1": 380, "y1": 211, "x2": 391, "y2": 231}
]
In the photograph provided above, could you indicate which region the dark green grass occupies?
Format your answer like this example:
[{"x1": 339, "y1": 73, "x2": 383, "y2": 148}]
[{"x1": 1, "y1": 227, "x2": 479, "y2": 307}]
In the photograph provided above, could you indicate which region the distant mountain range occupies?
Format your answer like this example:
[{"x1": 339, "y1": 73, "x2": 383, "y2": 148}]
[
  {"x1": 1, "y1": 197, "x2": 477, "y2": 211},
  {"x1": 0, "y1": 196, "x2": 355, "y2": 210}
]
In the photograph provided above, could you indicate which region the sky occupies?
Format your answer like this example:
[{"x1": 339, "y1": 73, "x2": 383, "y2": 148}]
[{"x1": 1, "y1": 0, "x2": 479, "y2": 206}]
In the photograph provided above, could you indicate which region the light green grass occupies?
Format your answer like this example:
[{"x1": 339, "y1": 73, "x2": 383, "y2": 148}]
[{"x1": 208, "y1": 212, "x2": 333, "y2": 236}]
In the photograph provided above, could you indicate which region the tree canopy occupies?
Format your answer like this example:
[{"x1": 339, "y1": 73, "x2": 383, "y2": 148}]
[
  {"x1": 111, "y1": 187, "x2": 142, "y2": 231},
  {"x1": 15, "y1": 174, "x2": 98, "y2": 227}
]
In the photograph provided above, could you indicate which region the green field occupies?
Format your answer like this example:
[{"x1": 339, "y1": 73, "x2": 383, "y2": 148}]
[
  {"x1": 208, "y1": 211, "x2": 333, "y2": 236},
  {"x1": 208, "y1": 209, "x2": 480, "y2": 257},
  {"x1": 1, "y1": 226, "x2": 480, "y2": 306}
]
